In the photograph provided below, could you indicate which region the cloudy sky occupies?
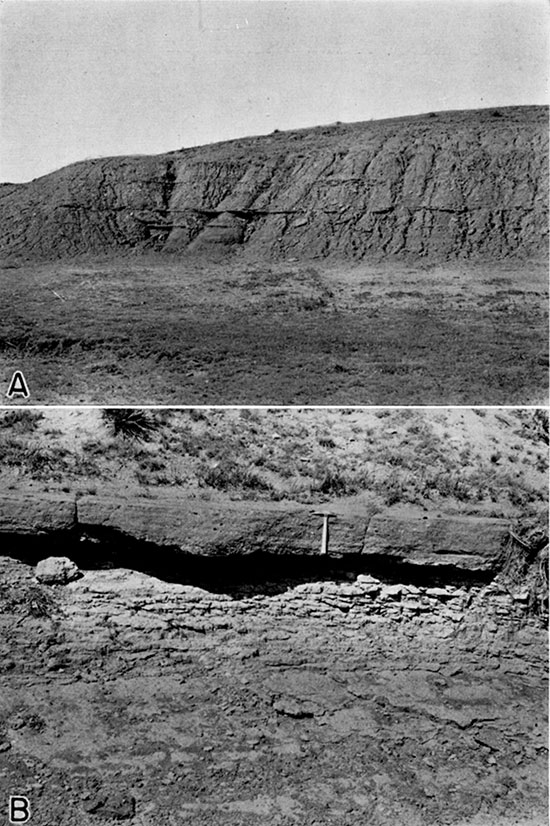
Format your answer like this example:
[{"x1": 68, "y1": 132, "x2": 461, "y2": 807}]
[{"x1": 0, "y1": 0, "x2": 548, "y2": 182}]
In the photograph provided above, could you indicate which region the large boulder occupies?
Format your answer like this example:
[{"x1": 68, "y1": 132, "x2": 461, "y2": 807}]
[{"x1": 35, "y1": 556, "x2": 81, "y2": 584}]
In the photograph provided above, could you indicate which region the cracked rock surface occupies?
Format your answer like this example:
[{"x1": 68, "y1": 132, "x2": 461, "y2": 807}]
[{"x1": 0, "y1": 554, "x2": 546, "y2": 825}]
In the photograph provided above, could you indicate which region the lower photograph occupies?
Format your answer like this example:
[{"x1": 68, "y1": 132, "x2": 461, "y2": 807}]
[{"x1": 0, "y1": 406, "x2": 548, "y2": 826}]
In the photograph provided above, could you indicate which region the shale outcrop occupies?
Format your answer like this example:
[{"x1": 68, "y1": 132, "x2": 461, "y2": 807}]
[
  {"x1": 1, "y1": 106, "x2": 547, "y2": 261},
  {"x1": 0, "y1": 551, "x2": 546, "y2": 825}
]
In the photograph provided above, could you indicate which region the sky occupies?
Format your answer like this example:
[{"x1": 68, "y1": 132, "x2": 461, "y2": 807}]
[{"x1": 0, "y1": 0, "x2": 548, "y2": 182}]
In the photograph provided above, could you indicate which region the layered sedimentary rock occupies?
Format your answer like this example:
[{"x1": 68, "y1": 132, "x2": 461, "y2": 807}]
[
  {"x1": 1, "y1": 106, "x2": 547, "y2": 261},
  {"x1": 76, "y1": 497, "x2": 365, "y2": 557},
  {"x1": 0, "y1": 493, "x2": 510, "y2": 572},
  {"x1": 0, "y1": 494, "x2": 76, "y2": 534},
  {"x1": 363, "y1": 512, "x2": 510, "y2": 571}
]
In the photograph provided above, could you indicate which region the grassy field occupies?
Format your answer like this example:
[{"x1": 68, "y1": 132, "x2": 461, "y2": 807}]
[{"x1": 0, "y1": 256, "x2": 547, "y2": 404}]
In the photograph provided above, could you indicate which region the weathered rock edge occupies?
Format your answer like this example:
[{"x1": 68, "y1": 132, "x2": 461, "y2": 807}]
[
  {"x1": 0, "y1": 494, "x2": 510, "y2": 572},
  {"x1": 1, "y1": 106, "x2": 547, "y2": 261}
]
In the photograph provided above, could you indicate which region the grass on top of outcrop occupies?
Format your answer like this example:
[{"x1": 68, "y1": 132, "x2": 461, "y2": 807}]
[{"x1": 0, "y1": 408, "x2": 547, "y2": 519}]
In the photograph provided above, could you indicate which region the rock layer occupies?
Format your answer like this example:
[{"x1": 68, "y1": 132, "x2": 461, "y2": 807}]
[
  {"x1": 0, "y1": 494, "x2": 76, "y2": 534},
  {"x1": 1, "y1": 106, "x2": 547, "y2": 261},
  {"x1": 0, "y1": 494, "x2": 510, "y2": 572},
  {"x1": 363, "y1": 512, "x2": 510, "y2": 571},
  {"x1": 0, "y1": 553, "x2": 546, "y2": 826},
  {"x1": 76, "y1": 497, "x2": 366, "y2": 557}
]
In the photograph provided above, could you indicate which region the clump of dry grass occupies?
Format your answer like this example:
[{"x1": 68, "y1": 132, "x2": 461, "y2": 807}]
[
  {"x1": 0, "y1": 582, "x2": 58, "y2": 619},
  {"x1": 0, "y1": 410, "x2": 44, "y2": 433}
]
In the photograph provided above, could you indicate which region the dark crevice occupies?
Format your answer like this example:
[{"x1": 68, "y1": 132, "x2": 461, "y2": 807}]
[
  {"x1": 162, "y1": 159, "x2": 177, "y2": 211},
  {"x1": 2, "y1": 529, "x2": 493, "y2": 598}
]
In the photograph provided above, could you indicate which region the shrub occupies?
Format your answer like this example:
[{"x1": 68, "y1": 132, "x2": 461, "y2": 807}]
[
  {"x1": 188, "y1": 409, "x2": 207, "y2": 422},
  {"x1": 376, "y1": 470, "x2": 408, "y2": 506},
  {"x1": 316, "y1": 469, "x2": 349, "y2": 496},
  {"x1": 101, "y1": 409, "x2": 162, "y2": 441}
]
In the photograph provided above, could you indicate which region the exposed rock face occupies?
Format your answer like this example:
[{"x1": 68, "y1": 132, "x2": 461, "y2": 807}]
[
  {"x1": 0, "y1": 494, "x2": 76, "y2": 534},
  {"x1": 76, "y1": 497, "x2": 366, "y2": 557},
  {"x1": 1, "y1": 106, "x2": 547, "y2": 261},
  {"x1": 363, "y1": 512, "x2": 510, "y2": 571},
  {"x1": 82, "y1": 790, "x2": 135, "y2": 820},
  {"x1": 0, "y1": 493, "x2": 511, "y2": 573},
  {"x1": 35, "y1": 556, "x2": 80, "y2": 585}
]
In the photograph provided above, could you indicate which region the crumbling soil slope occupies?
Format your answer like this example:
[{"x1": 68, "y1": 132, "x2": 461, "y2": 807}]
[{"x1": 1, "y1": 106, "x2": 547, "y2": 262}]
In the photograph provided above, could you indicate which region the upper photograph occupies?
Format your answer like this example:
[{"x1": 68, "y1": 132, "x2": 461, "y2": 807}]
[{"x1": 0, "y1": 0, "x2": 548, "y2": 406}]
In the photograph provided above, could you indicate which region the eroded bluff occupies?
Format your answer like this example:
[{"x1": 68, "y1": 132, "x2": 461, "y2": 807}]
[{"x1": 0, "y1": 106, "x2": 547, "y2": 261}]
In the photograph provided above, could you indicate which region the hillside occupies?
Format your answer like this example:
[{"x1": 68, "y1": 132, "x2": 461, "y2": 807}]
[{"x1": 1, "y1": 106, "x2": 547, "y2": 261}]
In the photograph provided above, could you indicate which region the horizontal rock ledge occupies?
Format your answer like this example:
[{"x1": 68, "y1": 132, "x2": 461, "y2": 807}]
[
  {"x1": 0, "y1": 494, "x2": 76, "y2": 534},
  {"x1": 76, "y1": 497, "x2": 365, "y2": 557},
  {"x1": 0, "y1": 494, "x2": 510, "y2": 572},
  {"x1": 363, "y1": 512, "x2": 510, "y2": 572}
]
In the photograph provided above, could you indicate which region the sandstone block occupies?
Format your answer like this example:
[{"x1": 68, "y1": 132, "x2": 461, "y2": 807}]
[
  {"x1": 0, "y1": 494, "x2": 75, "y2": 535},
  {"x1": 363, "y1": 512, "x2": 509, "y2": 571},
  {"x1": 77, "y1": 497, "x2": 366, "y2": 556},
  {"x1": 380, "y1": 584, "x2": 404, "y2": 600}
]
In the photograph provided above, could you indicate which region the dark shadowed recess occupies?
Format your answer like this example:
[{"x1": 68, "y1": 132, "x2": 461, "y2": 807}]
[{"x1": 3, "y1": 528, "x2": 493, "y2": 597}]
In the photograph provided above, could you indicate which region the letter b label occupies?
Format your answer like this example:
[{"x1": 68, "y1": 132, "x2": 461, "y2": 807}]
[{"x1": 9, "y1": 796, "x2": 30, "y2": 823}]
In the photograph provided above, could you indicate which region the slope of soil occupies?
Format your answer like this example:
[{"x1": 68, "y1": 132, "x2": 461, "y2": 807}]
[{"x1": 0, "y1": 106, "x2": 547, "y2": 262}]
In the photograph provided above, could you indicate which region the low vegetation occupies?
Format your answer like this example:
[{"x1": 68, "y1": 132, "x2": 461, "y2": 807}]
[
  {"x1": 0, "y1": 258, "x2": 546, "y2": 404},
  {"x1": 0, "y1": 408, "x2": 546, "y2": 512}
]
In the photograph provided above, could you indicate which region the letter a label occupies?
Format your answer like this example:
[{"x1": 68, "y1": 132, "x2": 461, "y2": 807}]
[
  {"x1": 6, "y1": 371, "x2": 30, "y2": 399},
  {"x1": 9, "y1": 796, "x2": 31, "y2": 823}
]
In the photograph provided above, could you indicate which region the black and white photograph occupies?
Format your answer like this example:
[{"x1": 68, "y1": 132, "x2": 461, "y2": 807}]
[
  {"x1": 0, "y1": 1, "x2": 548, "y2": 824},
  {"x1": 0, "y1": 406, "x2": 548, "y2": 824},
  {"x1": 0, "y1": 0, "x2": 547, "y2": 405}
]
